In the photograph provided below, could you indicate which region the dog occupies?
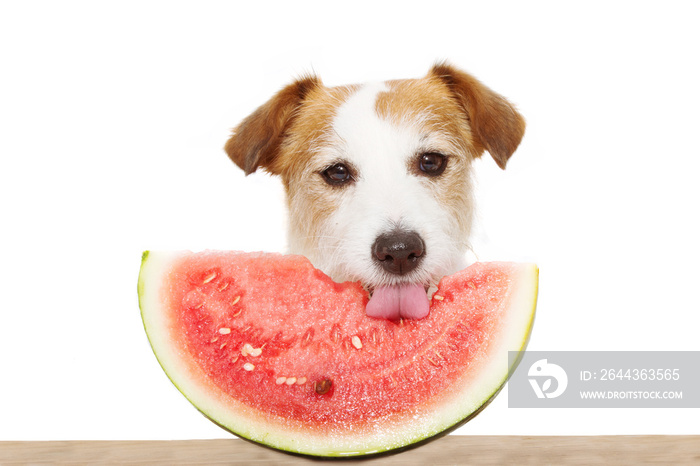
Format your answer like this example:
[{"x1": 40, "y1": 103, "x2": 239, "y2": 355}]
[{"x1": 224, "y1": 62, "x2": 525, "y2": 320}]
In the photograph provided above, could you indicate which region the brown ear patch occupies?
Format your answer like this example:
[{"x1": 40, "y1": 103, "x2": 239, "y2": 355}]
[
  {"x1": 430, "y1": 62, "x2": 525, "y2": 169},
  {"x1": 224, "y1": 75, "x2": 321, "y2": 175}
]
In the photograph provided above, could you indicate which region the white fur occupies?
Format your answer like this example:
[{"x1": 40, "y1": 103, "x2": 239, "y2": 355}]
[{"x1": 292, "y1": 82, "x2": 471, "y2": 288}]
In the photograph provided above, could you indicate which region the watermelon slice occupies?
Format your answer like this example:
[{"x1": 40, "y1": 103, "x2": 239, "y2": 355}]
[{"x1": 138, "y1": 251, "x2": 537, "y2": 457}]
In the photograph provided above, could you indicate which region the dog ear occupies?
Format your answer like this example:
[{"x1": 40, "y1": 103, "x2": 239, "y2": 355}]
[
  {"x1": 430, "y1": 62, "x2": 525, "y2": 169},
  {"x1": 225, "y1": 75, "x2": 320, "y2": 175}
]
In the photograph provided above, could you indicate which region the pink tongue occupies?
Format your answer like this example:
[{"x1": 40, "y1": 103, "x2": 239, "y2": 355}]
[{"x1": 365, "y1": 284, "x2": 430, "y2": 320}]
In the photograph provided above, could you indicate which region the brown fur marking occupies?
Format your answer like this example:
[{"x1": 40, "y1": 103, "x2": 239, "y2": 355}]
[
  {"x1": 224, "y1": 75, "x2": 321, "y2": 175},
  {"x1": 429, "y1": 62, "x2": 525, "y2": 169}
]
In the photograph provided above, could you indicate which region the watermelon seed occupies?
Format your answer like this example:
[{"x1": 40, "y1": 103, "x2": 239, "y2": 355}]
[
  {"x1": 231, "y1": 296, "x2": 241, "y2": 306},
  {"x1": 210, "y1": 336, "x2": 219, "y2": 343},
  {"x1": 467, "y1": 281, "x2": 476, "y2": 290},
  {"x1": 231, "y1": 355, "x2": 239, "y2": 363},
  {"x1": 276, "y1": 377, "x2": 287, "y2": 385},
  {"x1": 194, "y1": 302, "x2": 204, "y2": 309},
  {"x1": 351, "y1": 335, "x2": 363, "y2": 350},
  {"x1": 241, "y1": 343, "x2": 262, "y2": 357},
  {"x1": 202, "y1": 272, "x2": 217, "y2": 284},
  {"x1": 433, "y1": 295, "x2": 444, "y2": 301},
  {"x1": 297, "y1": 377, "x2": 307, "y2": 385},
  {"x1": 301, "y1": 328, "x2": 315, "y2": 347},
  {"x1": 243, "y1": 363, "x2": 255, "y2": 371},
  {"x1": 330, "y1": 324, "x2": 342, "y2": 343},
  {"x1": 314, "y1": 379, "x2": 333, "y2": 395},
  {"x1": 220, "y1": 343, "x2": 227, "y2": 350},
  {"x1": 219, "y1": 328, "x2": 231, "y2": 335},
  {"x1": 217, "y1": 281, "x2": 229, "y2": 292},
  {"x1": 369, "y1": 328, "x2": 380, "y2": 345},
  {"x1": 286, "y1": 377, "x2": 297, "y2": 385}
]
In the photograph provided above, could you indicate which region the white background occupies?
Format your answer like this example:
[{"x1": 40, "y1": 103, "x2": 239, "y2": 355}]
[{"x1": 1, "y1": 1, "x2": 699, "y2": 440}]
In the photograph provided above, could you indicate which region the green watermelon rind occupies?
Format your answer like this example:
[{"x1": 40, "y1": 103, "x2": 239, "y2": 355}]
[{"x1": 138, "y1": 250, "x2": 538, "y2": 457}]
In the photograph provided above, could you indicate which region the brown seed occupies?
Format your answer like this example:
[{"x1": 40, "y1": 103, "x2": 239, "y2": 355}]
[{"x1": 314, "y1": 378, "x2": 333, "y2": 395}]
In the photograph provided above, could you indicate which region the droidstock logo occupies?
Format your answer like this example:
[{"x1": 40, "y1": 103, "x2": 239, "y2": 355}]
[{"x1": 528, "y1": 358, "x2": 568, "y2": 399}]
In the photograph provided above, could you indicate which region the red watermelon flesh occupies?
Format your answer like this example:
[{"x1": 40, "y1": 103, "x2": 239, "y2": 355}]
[{"x1": 138, "y1": 250, "x2": 538, "y2": 457}]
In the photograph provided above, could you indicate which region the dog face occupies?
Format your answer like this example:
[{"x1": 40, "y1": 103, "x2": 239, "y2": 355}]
[{"x1": 225, "y1": 63, "x2": 524, "y2": 319}]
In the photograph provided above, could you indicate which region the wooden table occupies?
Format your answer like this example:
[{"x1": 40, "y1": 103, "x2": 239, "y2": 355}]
[{"x1": 2, "y1": 436, "x2": 699, "y2": 464}]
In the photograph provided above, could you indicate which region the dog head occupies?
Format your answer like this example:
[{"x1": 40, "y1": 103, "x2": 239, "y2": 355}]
[{"x1": 225, "y1": 63, "x2": 524, "y2": 318}]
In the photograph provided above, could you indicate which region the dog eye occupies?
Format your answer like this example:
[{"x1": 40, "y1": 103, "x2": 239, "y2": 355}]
[
  {"x1": 321, "y1": 163, "x2": 353, "y2": 185},
  {"x1": 418, "y1": 152, "x2": 447, "y2": 176}
]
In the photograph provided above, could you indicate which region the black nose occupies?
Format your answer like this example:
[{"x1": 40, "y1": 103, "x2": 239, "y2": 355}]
[{"x1": 372, "y1": 230, "x2": 425, "y2": 275}]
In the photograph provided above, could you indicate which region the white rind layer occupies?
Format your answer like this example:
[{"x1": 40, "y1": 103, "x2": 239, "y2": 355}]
[{"x1": 138, "y1": 251, "x2": 538, "y2": 457}]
